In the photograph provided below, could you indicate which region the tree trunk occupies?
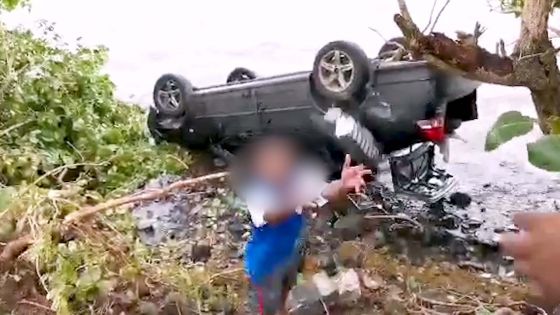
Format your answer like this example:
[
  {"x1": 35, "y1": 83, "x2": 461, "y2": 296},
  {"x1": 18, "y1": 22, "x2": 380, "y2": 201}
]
[
  {"x1": 393, "y1": 0, "x2": 560, "y2": 134},
  {"x1": 517, "y1": 0, "x2": 560, "y2": 133},
  {"x1": 530, "y1": 85, "x2": 560, "y2": 133}
]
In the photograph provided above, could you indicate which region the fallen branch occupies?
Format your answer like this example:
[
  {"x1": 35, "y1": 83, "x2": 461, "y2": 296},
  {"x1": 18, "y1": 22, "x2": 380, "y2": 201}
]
[
  {"x1": 17, "y1": 299, "x2": 54, "y2": 313},
  {"x1": 0, "y1": 234, "x2": 33, "y2": 268},
  {"x1": 0, "y1": 171, "x2": 230, "y2": 264},
  {"x1": 0, "y1": 119, "x2": 34, "y2": 138},
  {"x1": 64, "y1": 171, "x2": 229, "y2": 224}
]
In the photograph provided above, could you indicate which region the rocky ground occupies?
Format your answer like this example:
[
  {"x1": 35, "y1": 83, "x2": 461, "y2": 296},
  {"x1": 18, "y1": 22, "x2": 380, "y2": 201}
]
[
  {"x1": 0, "y1": 155, "x2": 553, "y2": 315},
  {"x1": 127, "y1": 159, "x2": 548, "y2": 315}
]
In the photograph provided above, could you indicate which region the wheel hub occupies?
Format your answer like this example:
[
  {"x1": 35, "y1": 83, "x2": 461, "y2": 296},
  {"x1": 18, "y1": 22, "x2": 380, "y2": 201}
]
[
  {"x1": 157, "y1": 79, "x2": 182, "y2": 110},
  {"x1": 318, "y1": 49, "x2": 355, "y2": 93}
]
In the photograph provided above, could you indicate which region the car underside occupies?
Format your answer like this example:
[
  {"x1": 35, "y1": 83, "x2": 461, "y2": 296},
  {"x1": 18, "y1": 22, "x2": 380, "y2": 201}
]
[{"x1": 147, "y1": 40, "x2": 480, "y2": 204}]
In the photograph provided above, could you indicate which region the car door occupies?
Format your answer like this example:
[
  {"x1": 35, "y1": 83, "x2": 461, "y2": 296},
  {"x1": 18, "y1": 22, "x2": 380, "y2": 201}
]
[
  {"x1": 192, "y1": 83, "x2": 260, "y2": 141},
  {"x1": 253, "y1": 71, "x2": 315, "y2": 134}
]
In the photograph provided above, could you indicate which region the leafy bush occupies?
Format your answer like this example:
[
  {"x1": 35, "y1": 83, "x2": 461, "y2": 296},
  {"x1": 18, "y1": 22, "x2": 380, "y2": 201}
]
[
  {"x1": 0, "y1": 2, "x2": 209, "y2": 313},
  {"x1": 485, "y1": 111, "x2": 560, "y2": 171},
  {"x1": 0, "y1": 23, "x2": 190, "y2": 195}
]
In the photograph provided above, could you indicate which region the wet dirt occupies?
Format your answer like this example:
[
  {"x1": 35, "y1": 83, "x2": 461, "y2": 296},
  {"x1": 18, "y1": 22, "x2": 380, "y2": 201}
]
[{"x1": 0, "y1": 258, "x2": 52, "y2": 315}]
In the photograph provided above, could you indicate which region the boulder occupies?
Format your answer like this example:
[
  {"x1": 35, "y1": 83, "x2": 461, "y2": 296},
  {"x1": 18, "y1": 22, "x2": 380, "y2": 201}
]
[
  {"x1": 311, "y1": 271, "x2": 338, "y2": 305},
  {"x1": 335, "y1": 269, "x2": 362, "y2": 305}
]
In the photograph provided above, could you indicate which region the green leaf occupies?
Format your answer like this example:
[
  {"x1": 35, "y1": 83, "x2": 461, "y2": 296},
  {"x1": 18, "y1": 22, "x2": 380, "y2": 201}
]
[
  {"x1": 527, "y1": 135, "x2": 560, "y2": 172},
  {"x1": 485, "y1": 111, "x2": 535, "y2": 151},
  {"x1": 76, "y1": 265, "x2": 102, "y2": 288}
]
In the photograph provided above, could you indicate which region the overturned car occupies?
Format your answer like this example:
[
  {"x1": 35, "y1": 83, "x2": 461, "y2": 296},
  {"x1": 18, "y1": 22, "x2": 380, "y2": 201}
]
[{"x1": 147, "y1": 40, "x2": 480, "y2": 202}]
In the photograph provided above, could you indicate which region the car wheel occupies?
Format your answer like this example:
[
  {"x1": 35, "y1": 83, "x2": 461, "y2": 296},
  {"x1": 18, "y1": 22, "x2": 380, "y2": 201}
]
[
  {"x1": 377, "y1": 37, "x2": 406, "y2": 56},
  {"x1": 153, "y1": 73, "x2": 193, "y2": 117},
  {"x1": 147, "y1": 107, "x2": 166, "y2": 144},
  {"x1": 226, "y1": 67, "x2": 257, "y2": 83},
  {"x1": 312, "y1": 41, "x2": 370, "y2": 102}
]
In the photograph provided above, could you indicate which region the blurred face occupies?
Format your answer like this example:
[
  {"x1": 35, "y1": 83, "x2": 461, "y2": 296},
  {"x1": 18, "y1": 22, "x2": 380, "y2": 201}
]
[{"x1": 251, "y1": 137, "x2": 299, "y2": 185}]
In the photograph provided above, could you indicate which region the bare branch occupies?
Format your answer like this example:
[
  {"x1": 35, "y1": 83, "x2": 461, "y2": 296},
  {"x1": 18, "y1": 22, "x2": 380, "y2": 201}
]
[
  {"x1": 429, "y1": 0, "x2": 452, "y2": 33},
  {"x1": 421, "y1": 0, "x2": 439, "y2": 33},
  {"x1": 497, "y1": 39, "x2": 507, "y2": 57},
  {"x1": 473, "y1": 22, "x2": 487, "y2": 43},
  {"x1": 368, "y1": 26, "x2": 388, "y2": 43}
]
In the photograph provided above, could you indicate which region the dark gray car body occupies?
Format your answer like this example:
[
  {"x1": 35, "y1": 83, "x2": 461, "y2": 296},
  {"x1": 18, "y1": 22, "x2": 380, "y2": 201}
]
[{"x1": 149, "y1": 59, "x2": 479, "y2": 155}]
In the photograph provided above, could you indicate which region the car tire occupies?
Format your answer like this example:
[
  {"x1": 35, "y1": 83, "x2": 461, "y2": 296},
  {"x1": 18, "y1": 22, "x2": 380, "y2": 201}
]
[
  {"x1": 147, "y1": 107, "x2": 166, "y2": 144},
  {"x1": 226, "y1": 67, "x2": 257, "y2": 83},
  {"x1": 312, "y1": 41, "x2": 370, "y2": 102},
  {"x1": 153, "y1": 73, "x2": 193, "y2": 117},
  {"x1": 377, "y1": 37, "x2": 406, "y2": 56}
]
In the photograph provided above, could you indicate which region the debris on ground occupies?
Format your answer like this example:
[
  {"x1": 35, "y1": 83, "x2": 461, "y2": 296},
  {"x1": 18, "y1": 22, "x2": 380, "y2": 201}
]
[{"x1": 0, "y1": 171, "x2": 545, "y2": 314}]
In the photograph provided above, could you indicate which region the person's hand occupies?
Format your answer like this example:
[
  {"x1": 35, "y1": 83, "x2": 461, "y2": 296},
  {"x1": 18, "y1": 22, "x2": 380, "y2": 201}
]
[
  {"x1": 500, "y1": 212, "x2": 560, "y2": 304},
  {"x1": 340, "y1": 154, "x2": 372, "y2": 194}
]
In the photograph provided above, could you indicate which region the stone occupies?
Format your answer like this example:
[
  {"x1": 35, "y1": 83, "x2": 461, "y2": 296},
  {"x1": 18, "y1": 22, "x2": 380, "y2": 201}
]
[
  {"x1": 463, "y1": 218, "x2": 483, "y2": 229},
  {"x1": 316, "y1": 254, "x2": 338, "y2": 277},
  {"x1": 383, "y1": 295, "x2": 407, "y2": 314},
  {"x1": 213, "y1": 157, "x2": 227, "y2": 168},
  {"x1": 335, "y1": 269, "x2": 362, "y2": 304},
  {"x1": 138, "y1": 301, "x2": 159, "y2": 315},
  {"x1": 335, "y1": 241, "x2": 365, "y2": 268},
  {"x1": 360, "y1": 271, "x2": 381, "y2": 290},
  {"x1": 311, "y1": 271, "x2": 338, "y2": 305},
  {"x1": 161, "y1": 292, "x2": 191, "y2": 315},
  {"x1": 439, "y1": 214, "x2": 459, "y2": 229},
  {"x1": 449, "y1": 192, "x2": 472, "y2": 209},
  {"x1": 286, "y1": 281, "x2": 323, "y2": 315},
  {"x1": 132, "y1": 199, "x2": 190, "y2": 246},
  {"x1": 191, "y1": 240, "x2": 212, "y2": 262},
  {"x1": 493, "y1": 307, "x2": 518, "y2": 315}
]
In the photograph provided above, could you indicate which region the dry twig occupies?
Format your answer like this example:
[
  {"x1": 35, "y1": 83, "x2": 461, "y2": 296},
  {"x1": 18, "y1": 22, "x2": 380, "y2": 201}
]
[
  {"x1": 0, "y1": 171, "x2": 230, "y2": 265},
  {"x1": 17, "y1": 299, "x2": 54, "y2": 313}
]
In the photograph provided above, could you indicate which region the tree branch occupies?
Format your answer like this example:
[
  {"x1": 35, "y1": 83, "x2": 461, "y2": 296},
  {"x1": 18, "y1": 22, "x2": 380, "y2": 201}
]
[
  {"x1": 429, "y1": 0, "x2": 451, "y2": 33},
  {"x1": 393, "y1": 0, "x2": 558, "y2": 89},
  {"x1": 63, "y1": 171, "x2": 229, "y2": 224},
  {"x1": 0, "y1": 171, "x2": 230, "y2": 265},
  {"x1": 393, "y1": 12, "x2": 520, "y2": 86}
]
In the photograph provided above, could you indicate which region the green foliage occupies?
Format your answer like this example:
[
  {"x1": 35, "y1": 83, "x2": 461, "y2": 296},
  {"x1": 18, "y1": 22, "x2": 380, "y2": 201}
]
[
  {"x1": 527, "y1": 135, "x2": 560, "y2": 171},
  {"x1": 0, "y1": 0, "x2": 27, "y2": 11},
  {"x1": 486, "y1": 113, "x2": 560, "y2": 172},
  {"x1": 485, "y1": 111, "x2": 534, "y2": 151},
  {"x1": 0, "y1": 23, "x2": 190, "y2": 195},
  {"x1": 497, "y1": 0, "x2": 560, "y2": 16},
  {"x1": 0, "y1": 17, "x2": 203, "y2": 314}
]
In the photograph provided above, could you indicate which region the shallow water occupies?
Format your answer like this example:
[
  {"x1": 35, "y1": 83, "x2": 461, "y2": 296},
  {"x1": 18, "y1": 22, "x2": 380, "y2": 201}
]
[{"x1": 4, "y1": 0, "x2": 559, "y2": 225}]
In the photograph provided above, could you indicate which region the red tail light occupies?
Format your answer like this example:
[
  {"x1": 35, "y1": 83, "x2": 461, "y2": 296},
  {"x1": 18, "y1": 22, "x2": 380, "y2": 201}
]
[{"x1": 417, "y1": 116, "x2": 445, "y2": 143}]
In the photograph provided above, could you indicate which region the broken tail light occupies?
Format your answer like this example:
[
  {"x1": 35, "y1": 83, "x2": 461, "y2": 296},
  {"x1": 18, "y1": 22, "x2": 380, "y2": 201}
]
[{"x1": 417, "y1": 116, "x2": 446, "y2": 143}]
